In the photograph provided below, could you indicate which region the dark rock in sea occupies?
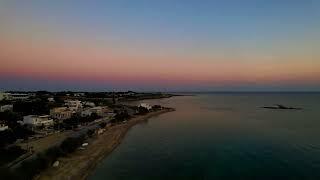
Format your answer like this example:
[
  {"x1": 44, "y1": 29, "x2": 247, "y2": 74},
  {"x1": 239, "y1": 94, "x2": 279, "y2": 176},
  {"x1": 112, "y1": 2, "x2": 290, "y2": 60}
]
[{"x1": 261, "y1": 104, "x2": 302, "y2": 110}]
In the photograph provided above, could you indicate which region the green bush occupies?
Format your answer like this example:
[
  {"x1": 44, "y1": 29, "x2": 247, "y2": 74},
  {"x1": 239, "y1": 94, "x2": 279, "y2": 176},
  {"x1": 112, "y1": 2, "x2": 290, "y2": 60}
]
[
  {"x1": 60, "y1": 135, "x2": 85, "y2": 154},
  {"x1": 137, "y1": 106, "x2": 149, "y2": 114},
  {"x1": 99, "y1": 122, "x2": 107, "y2": 128},
  {"x1": 87, "y1": 129, "x2": 95, "y2": 137}
]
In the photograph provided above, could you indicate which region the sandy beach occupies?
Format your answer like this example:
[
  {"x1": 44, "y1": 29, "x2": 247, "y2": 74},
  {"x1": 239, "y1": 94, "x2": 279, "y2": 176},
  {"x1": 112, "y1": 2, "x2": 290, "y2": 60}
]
[{"x1": 36, "y1": 108, "x2": 174, "y2": 180}]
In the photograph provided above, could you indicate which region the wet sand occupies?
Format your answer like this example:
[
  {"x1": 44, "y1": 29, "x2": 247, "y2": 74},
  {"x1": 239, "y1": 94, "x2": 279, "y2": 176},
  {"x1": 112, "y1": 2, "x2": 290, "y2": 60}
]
[{"x1": 36, "y1": 108, "x2": 174, "y2": 180}]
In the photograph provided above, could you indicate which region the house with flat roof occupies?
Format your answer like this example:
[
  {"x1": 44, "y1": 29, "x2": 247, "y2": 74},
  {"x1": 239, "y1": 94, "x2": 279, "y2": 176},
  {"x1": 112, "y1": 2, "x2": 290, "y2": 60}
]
[
  {"x1": 21, "y1": 115, "x2": 54, "y2": 127},
  {"x1": 10, "y1": 93, "x2": 30, "y2": 100},
  {"x1": 0, "y1": 104, "x2": 13, "y2": 112},
  {"x1": 0, "y1": 122, "x2": 8, "y2": 131},
  {"x1": 50, "y1": 107, "x2": 73, "y2": 120},
  {"x1": 64, "y1": 100, "x2": 83, "y2": 112},
  {"x1": 0, "y1": 92, "x2": 11, "y2": 101},
  {"x1": 81, "y1": 106, "x2": 113, "y2": 117}
]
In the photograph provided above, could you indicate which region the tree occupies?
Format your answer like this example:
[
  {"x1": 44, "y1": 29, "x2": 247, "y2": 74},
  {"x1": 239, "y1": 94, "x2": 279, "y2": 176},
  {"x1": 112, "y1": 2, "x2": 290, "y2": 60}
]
[
  {"x1": 99, "y1": 122, "x2": 106, "y2": 128},
  {"x1": 114, "y1": 110, "x2": 130, "y2": 123},
  {"x1": 87, "y1": 129, "x2": 95, "y2": 137},
  {"x1": 13, "y1": 100, "x2": 50, "y2": 115},
  {"x1": 137, "y1": 106, "x2": 149, "y2": 115},
  {"x1": 0, "y1": 111, "x2": 22, "y2": 128},
  {"x1": 152, "y1": 105, "x2": 162, "y2": 110},
  {"x1": 60, "y1": 135, "x2": 85, "y2": 154}
]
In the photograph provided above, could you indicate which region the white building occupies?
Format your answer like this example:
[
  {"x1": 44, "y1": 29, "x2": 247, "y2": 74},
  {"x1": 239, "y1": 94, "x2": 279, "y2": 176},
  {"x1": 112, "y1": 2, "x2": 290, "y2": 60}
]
[
  {"x1": 64, "y1": 100, "x2": 83, "y2": 112},
  {"x1": 0, "y1": 104, "x2": 13, "y2": 112},
  {"x1": 0, "y1": 92, "x2": 5, "y2": 101},
  {"x1": 50, "y1": 107, "x2": 73, "y2": 120},
  {"x1": 0, "y1": 92, "x2": 11, "y2": 101},
  {"x1": 22, "y1": 115, "x2": 54, "y2": 127},
  {"x1": 10, "y1": 93, "x2": 29, "y2": 100},
  {"x1": 139, "y1": 103, "x2": 152, "y2": 110},
  {"x1": 48, "y1": 97, "x2": 55, "y2": 102},
  {"x1": 0, "y1": 123, "x2": 8, "y2": 131},
  {"x1": 83, "y1": 101, "x2": 95, "y2": 107}
]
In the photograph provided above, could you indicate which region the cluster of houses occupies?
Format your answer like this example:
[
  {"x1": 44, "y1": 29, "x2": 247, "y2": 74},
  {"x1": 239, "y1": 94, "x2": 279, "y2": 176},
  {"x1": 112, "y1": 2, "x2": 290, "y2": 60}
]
[
  {"x1": 27, "y1": 100, "x2": 113, "y2": 129},
  {"x1": 0, "y1": 97, "x2": 114, "y2": 131},
  {"x1": 0, "y1": 90, "x2": 158, "y2": 133}
]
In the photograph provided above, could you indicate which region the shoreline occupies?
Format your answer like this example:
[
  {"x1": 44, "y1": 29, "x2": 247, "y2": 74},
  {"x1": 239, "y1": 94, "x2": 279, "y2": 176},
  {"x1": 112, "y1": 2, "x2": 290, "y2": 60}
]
[
  {"x1": 36, "y1": 108, "x2": 175, "y2": 180},
  {"x1": 118, "y1": 94, "x2": 181, "y2": 102}
]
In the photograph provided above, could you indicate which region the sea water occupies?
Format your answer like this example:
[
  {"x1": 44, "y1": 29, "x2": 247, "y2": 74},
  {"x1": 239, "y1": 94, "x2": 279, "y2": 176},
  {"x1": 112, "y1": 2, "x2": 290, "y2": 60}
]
[{"x1": 90, "y1": 93, "x2": 320, "y2": 180}]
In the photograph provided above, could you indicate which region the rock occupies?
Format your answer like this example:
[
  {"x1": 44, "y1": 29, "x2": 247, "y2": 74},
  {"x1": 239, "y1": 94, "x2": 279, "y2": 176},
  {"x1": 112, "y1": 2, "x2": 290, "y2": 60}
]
[{"x1": 262, "y1": 104, "x2": 302, "y2": 110}]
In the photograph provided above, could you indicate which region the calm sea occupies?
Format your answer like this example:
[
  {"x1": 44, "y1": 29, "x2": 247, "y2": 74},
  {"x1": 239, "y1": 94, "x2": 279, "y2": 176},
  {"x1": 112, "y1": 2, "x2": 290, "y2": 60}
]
[{"x1": 90, "y1": 93, "x2": 320, "y2": 180}]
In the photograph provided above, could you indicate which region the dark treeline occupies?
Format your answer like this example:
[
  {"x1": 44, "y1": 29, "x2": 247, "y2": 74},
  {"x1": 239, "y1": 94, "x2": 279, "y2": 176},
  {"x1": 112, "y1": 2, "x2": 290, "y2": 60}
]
[
  {"x1": 2, "y1": 134, "x2": 87, "y2": 179},
  {"x1": 0, "y1": 146, "x2": 27, "y2": 166},
  {"x1": 60, "y1": 113, "x2": 101, "y2": 130},
  {"x1": 110, "y1": 110, "x2": 130, "y2": 123}
]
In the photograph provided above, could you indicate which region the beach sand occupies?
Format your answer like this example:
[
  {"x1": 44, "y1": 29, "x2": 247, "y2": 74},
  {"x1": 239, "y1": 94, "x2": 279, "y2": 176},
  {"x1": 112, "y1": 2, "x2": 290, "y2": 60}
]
[{"x1": 36, "y1": 108, "x2": 174, "y2": 180}]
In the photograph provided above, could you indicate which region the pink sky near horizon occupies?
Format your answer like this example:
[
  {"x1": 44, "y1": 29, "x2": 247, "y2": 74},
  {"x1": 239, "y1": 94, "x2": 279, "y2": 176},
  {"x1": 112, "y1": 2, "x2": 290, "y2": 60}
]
[{"x1": 1, "y1": 36, "x2": 319, "y2": 87}]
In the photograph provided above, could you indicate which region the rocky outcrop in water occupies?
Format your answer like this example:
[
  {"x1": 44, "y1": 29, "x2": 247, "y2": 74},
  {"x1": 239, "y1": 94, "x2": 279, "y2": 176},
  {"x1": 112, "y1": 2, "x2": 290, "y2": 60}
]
[{"x1": 261, "y1": 104, "x2": 302, "y2": 110}]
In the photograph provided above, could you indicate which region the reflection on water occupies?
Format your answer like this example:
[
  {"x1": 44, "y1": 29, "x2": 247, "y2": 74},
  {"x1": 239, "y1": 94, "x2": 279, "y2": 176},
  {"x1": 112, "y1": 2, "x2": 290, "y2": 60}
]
[{"x1": 90, "y1": 93, "x2": 320, "y2": 180}]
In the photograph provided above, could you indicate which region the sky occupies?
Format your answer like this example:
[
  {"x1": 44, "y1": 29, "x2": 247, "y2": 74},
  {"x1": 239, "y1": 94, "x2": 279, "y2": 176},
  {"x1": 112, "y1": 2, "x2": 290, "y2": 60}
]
[{"x1": 0, "y1": 0, "x2": 319, "y2": 91}]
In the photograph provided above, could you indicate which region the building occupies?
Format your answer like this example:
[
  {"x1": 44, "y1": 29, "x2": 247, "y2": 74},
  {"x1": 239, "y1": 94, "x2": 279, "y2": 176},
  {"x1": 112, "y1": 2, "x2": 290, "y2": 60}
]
[
  {"x1": 81, "y1": 106, "x2": 113, "y2": 117},
  {"x1": 50, "y1": 107, "x2": 73, "y2": 120},
  {"x1": 0, "y1": 93, "x2": 30, "y2": 100},
  {"x1": 83, "y1": 101, "x2": 95, "y2": 107},
  {"x1": 0, "y1": 92, "x2": 11, "y2": 101},
  {"x1": 9, "y1": 93, "x2": 30, "y2": 100},
  {"x1": 125, "y1": 91, "x2": 136, "y2": 96},
  {"x1": 0, "y1": 122, "x2": 8, "y2": 131},
  {"x1": 22, "y1": 115, "x2": 54, "y2": 127},
  {"x1": 74, "y1": 93, "x2": 85, "y2": 97},
  {"x1": 0, "y1": 104, "x2": 13, "y2": 112},
  {"x1": 139, "y1": 103, "x2": 152, "y2": 110},
  {"x1": 81, "y1": 109, "x2": 92, "y2": 117},
  {"x1": 28, "y1": 93, "x2": 36, "y2": 97},
  {"x1": 0, "y1": 92, "x2": 4, "y2": 101},
  {"x1": 64, "y1": 100, "x2": 83, "y2": 112},
  {"x1": 48, "y1": 97, "x2": 55, "y2": 102}
]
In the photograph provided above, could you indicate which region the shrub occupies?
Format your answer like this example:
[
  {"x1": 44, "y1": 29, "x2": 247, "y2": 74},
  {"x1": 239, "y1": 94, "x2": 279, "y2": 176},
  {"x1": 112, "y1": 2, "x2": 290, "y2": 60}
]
[
  {"x1": 87, "y1": 129, "x2": 95, "y2": 137},
  {"x1": 60, "y1": 135, "x2": 85, "y2": 154},
  {"x1": 99, "y1": 122, "x2": 107, "y2": 128},
  {"x1": 152, "y1": 105, "x2": 162, "y2": 110},
  {"x1": 137, "y1": 106, "x2": 149, "y2": 115},
  {"x1": 114, "y1": 110, "x2": 130, "y2": 122}
]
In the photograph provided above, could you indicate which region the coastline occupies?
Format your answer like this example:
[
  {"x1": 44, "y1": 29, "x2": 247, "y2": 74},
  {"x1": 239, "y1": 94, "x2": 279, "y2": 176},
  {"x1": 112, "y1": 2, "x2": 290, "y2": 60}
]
[
  {"x1": 36, "y1": 108, "x2": 175, "y2": 180},
  {"x1": 118, "y1": 94, "x2": 180, "y2": 102}
]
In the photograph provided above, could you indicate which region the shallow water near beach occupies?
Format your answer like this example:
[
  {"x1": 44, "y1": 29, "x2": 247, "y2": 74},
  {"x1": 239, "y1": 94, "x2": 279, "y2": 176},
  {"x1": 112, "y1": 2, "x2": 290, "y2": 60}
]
[{"x1": 90, "y1": 93, "x2": 320, "y2": 180}]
